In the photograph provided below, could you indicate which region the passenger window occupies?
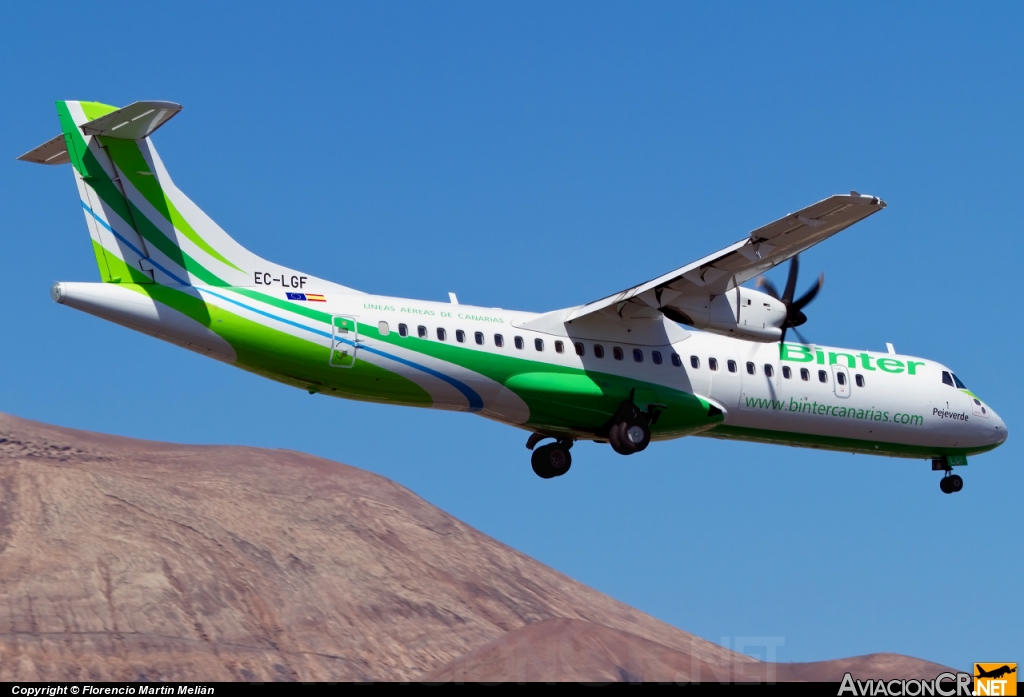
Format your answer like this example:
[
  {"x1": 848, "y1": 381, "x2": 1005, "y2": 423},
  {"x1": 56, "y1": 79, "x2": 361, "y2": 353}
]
[
  {"x1": 855, "y1": 374, "x2": 865, "y2": 388},
  {"x1": 613, "y1": 346, "x2": 624, "y2": 360},
  {"x1": 942, "y1": 371, "x2": 954, "y2": 387},
  {"x1": 594, "y1": 344, "x2": 605, "y2": 358},
  {"x1": 801, "y1": 368, "x2": 809, "y2": 381},
  {"x1": 746, "y1": 361, "x2": 755, "y2": 375},
  {"x1": 456, "y1": 329, "x2": 466, "y2": 343},
  {"x1": 555, "y1": 340, "x2": 564, "y2": 354},
  {"x1": 417, "y1": 325, "x2": 428, "y2": 338},
  {"x1": 709, "y1": 357, "x2": 718, "y2": 371},
  {"x1": 633, "y1": 348, "x2": 643, "y2": 363},
  {"x1": 514, "y1": 336, "x2": 524, "y2": 350},
  {"x1": 652, "y1": 350, "x2": 663, "y2": 365},
  {"x1": 727, "y1": 359, "x2": 737, "y2": 373},
  {"x1": 398, "y1": 323, "x2": 408, "y2": 337},
  {"x1": 494, "y1": 334, "x2": 504, "y2": 347},
  {"x1": 671, "y1": 353, "x2": 682, "y2": 367},
  {"x1": 837, "y1": 372, "x2": 847, "y2": 386},
  {"x1": 575, "y1": 342, "x2": 585, "y2": 356},
  {"x1": 690, "y1": 355, "x2": 700, "y2": 369},
  {"x1": 437, "y1": 328, "x2": 447, "y2": 341},
  {"x1": 534, "y1": 338, "x2": 544, "y2": 351},
  {"x1": 818, "y1": 370, "x2": 828, "y2": 383},
  {"x1": 474, "y1": 331, "x2": 484, "y2": 345},
  {"x1": 378, "y1": 321, "x2": 390, "y2": 336},
  {"x1": 764, "y1": 364, "x2": 774, "y2": 378},
  {"x1": 782, "y1": 366, "x2": 791, "y2": 379}
]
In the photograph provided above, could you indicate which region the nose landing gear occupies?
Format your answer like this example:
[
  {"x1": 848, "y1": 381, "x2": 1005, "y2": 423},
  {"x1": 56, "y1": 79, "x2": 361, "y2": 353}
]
[
  {"x1": 933, "y1": 456, "x2": 965, "y2": 494},
  {"x1": 939, "y1": 473, "x2": 963, "y2": 494}
]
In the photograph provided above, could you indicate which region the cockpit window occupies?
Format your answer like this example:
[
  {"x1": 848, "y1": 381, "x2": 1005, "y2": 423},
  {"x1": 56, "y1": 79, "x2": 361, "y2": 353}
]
[
  {"x1": 942, "y1": 371, "x2": 955, "y2": 387},
  {"x1": 952, "y1": 373, "x2": 967, "y2": 389}
]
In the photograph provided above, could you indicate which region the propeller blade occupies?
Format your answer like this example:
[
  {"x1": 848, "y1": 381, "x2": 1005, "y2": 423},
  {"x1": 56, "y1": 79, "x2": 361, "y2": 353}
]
[
  {"x1": 791, "y1": 326, "x2": 810, "y2": 345},
  {"x1": 779, "y1": 326, "x2": 788, "y2": 345},
  {"x1": 792, "y1": 273, "x2": 825, "y2": 311},
  {"x1": 782, "y1": 255, "x2": 800, "y2": 305},
  {"x1": 757, "y1": 277, "x2": 780, "y2": 299}
]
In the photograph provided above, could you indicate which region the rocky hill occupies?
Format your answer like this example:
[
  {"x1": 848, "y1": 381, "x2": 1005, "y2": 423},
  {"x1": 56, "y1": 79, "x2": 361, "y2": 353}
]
[{"x1": 0, "y1": 413, "x2": 954, "y2": 682}]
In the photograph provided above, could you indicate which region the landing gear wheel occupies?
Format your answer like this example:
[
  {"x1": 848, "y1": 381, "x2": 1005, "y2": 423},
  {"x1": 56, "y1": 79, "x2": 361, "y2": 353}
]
[
  {"x1": 531, "y1": 443, "x2": 572, "y2": 479},
  {"x1": 939, "y1": 474, "x2": 964, "y2": 494},
  {"x1": 624, "y1": 423, "x2": 651, "y2": 452},
  {"x1": 609, "y1": 422, "x2": 635, "y2": 455},
  {"x1": 609, "y1": 420, "x2": 650, "y2": 455}
]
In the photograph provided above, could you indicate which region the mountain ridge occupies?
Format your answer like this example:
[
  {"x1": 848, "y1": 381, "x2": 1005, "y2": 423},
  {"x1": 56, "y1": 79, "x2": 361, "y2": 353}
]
[{"x1": 0, "y1": 413, "x2": 955, "y2": 681}]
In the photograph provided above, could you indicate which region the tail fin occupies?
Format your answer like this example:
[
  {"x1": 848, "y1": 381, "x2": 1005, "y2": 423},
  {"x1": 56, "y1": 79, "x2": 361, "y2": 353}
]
[{"x1": 20, "y1": 100, "x2": 351, "y2": 292}]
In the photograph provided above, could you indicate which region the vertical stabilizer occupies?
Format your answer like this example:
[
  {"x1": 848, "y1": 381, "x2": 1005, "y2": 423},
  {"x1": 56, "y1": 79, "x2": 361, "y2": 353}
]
[{"x1": 25, "y1": 100, "x2": 354, "y2": 293}]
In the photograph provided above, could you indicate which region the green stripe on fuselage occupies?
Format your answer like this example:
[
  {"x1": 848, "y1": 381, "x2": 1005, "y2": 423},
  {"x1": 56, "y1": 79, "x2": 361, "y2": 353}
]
[
  {"x1": 366, "y1": 327, "x2": 720, "y2": 437},
  {"x1": 116, "y1": 283, "x2": 432, "y2": 407}
]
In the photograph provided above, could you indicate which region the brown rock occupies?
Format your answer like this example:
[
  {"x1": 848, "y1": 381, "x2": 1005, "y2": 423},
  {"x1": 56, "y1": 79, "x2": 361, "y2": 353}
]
[
  {"x1": 424, "y1": 618, "x2": 958, "y2": 683},
  {"x1": 0, "y1": 413, "x2": 957, "y2": 682}
]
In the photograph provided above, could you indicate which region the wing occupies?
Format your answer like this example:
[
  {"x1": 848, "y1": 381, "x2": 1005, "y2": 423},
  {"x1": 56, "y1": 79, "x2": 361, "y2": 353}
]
[{"x1": 567, "y1": 192, "x2": 885, "y2": 322}]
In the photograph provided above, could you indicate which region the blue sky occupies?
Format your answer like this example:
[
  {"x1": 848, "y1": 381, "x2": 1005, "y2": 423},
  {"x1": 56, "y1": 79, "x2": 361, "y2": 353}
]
[{"x1": 2, "y1": 1, "x2": 1020, "y2": 670}]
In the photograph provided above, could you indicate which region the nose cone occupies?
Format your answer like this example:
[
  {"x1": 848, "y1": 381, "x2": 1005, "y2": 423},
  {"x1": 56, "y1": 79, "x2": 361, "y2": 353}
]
[{"x1": 988, "y1": 408, "x2": 1008, "y2": 446}]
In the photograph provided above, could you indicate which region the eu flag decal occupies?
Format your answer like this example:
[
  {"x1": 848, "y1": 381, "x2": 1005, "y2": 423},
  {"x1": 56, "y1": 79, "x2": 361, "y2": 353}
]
[{"x1": 286, "y1": 292, "x2": 326, "y2": 302}]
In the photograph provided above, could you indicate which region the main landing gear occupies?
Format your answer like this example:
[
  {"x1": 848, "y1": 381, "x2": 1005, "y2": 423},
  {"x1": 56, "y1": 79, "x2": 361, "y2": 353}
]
[
  {"x1": 525, "y1": 396, "x2": 663, "y2": 479},
  {"x1": 605, "y1": 397, "x2": 661, "y2": 456},
  {"x1": 933, "y1": 457, "x2": 964, "y2": 494},
  {"x1": 528, "y1": 438, "x2": 573, "y2": 479}
]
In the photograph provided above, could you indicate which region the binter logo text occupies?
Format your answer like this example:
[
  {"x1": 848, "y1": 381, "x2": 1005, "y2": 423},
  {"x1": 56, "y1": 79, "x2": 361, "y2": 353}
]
[{"x1": 780, "y1": 344, "x2": 924, "y2": 375}]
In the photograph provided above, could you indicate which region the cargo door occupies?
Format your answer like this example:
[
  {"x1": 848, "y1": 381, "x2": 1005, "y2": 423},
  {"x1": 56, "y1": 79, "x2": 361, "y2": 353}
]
[{"x1": 330, "y1": 316, "x2": 359, "y2": 368}]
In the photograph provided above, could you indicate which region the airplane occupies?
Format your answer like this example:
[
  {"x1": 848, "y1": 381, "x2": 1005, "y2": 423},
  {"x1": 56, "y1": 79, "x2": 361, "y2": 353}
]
[
  {"x1": 975, "y1": 665, "x2": 1016, "y2": 680},
  {"x1": 18, "y1": 100, "x2": 1008, "y2": 494}
]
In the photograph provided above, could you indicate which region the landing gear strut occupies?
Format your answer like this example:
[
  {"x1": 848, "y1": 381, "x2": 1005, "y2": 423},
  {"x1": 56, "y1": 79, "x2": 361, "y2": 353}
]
[
  {"x1": 529, "y1": 438, "x2": 573, "y2": 479},
  {"x1": 933, "y1": 457, "x2": 964, "y2": 494}
]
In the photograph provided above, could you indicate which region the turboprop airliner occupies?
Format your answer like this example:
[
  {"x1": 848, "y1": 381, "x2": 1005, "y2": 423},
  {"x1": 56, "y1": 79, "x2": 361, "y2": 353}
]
[{"x1": 19, "y1": 100, "x2": 1008, "y2": 493}]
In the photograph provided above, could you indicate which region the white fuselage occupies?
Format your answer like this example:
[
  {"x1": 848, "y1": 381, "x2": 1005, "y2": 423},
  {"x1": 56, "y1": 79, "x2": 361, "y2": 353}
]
[{"x1": 53, "y1": 281, "x2": 1008, "y2": 458}]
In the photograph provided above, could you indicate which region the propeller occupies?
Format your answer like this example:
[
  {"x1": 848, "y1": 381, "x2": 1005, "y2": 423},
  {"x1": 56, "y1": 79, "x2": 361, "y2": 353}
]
[{"x1": 756, "y1": 255, "x2": 824, "y2": 344}]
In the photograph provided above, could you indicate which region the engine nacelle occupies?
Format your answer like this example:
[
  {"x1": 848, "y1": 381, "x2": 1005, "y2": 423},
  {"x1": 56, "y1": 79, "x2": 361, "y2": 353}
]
[{"x1": 663, "y1": 287, "x2": 786, "y2": 342}]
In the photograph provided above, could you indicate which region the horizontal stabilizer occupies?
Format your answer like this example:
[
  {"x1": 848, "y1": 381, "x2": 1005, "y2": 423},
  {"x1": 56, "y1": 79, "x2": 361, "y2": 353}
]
[
  {"x1": 80, "y1": 101, "x2": 182, "y2": 140},
  {"x1": 17, "y1": 134, "x2": 70, "y2": 165}
]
